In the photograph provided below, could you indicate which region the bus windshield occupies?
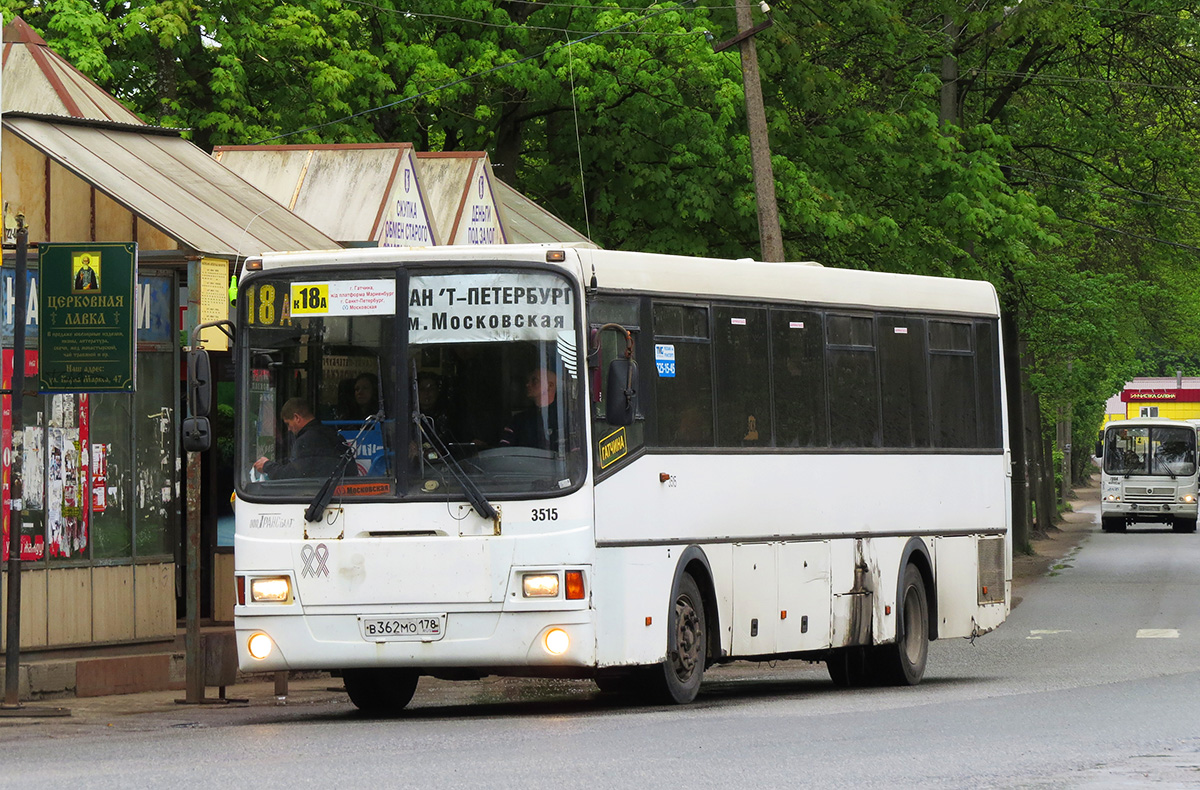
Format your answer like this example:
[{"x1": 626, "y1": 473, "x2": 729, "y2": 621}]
[
  {"x1": 1104, "y1": 424, "x2": 1197, "y2": 477},
  {"x1": 238, "y1": 267, "x2": 585, "y2": 501}
]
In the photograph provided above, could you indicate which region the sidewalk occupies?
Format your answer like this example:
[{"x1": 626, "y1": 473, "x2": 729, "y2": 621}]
[
  {"x1": 0, "y1": 474, "x2": 1102, "y2": 720},
  {"x1": 1011, "y1": 471, "x2": 1099, "y2": 597}
]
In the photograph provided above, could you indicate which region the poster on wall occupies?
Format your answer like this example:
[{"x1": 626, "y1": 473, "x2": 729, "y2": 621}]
[
  {"x1": 46, "y1": 393, "x2": 87, "y2": 559},
  {"x1": 92, "y1": 442, "x2": 107, "y2": 513},
  {"x1": 1, "y1": 347, "x2": 43, "y2": 561},
  {"x1": 22, "y1": 426, "x2": 44, "y2": 511}
]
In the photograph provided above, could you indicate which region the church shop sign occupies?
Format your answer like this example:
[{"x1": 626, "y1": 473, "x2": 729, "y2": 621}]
[{"x1": 36, "y1": 243, "x2": 136, "y2": 392}]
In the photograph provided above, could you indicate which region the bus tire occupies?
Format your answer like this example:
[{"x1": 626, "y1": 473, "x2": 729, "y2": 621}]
[
  {"x1": 874, "y1": 564, "x2": 930, "y2": 686},
  {"x1": 342, "y1": 668, "x2": 419, "y2": 714},
  {"x1": 1172, "y1": 517, "x2": 1196, "y2": 533},
  {"x1": 1101, "y1": 516, "x2": 1125, "y2": 533},
  {"x1": 644, "y1": 573, "x2": 706, "y2": 704}
]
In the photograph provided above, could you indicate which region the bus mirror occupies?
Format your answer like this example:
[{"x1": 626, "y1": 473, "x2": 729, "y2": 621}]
[
  {"x1": 182, "y1": 416, "x2": 211, "y2": 453},
  {"x1": 1095, "y1": 441, "x2": 1103, "y2": 457},
  {"x1": 187, "y1": 349, "x2": 213, "y2": 418},
  {"x1": 605, "y1": 358, "x2": 638, "y2": 426}
]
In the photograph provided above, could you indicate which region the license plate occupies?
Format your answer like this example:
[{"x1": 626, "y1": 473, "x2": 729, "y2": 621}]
[{"x1": 359, "y1": 614, "x2": 445, "y2": 642}]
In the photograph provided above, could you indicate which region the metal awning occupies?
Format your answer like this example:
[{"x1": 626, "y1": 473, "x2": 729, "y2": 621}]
[
  {"x1": 4, "y1": 113, "x2": 340, "y2": 258},
  {"x1": 491, "y1": 177, "x2": 594, "y2": 246}
]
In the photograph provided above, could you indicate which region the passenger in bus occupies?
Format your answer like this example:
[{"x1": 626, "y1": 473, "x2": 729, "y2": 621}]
[
  {"x1": 413, "y1": 373, "x2": 458, "y2": 460},
  {"x1": 499, "y1": 366, "x2": 559, "y2": 450},
  {"x1": 338, "y1": 373, "x2": 381, "y2": 421},
  {"x1": 253, "y1": 398, "x2": 358, "y2": 479}
]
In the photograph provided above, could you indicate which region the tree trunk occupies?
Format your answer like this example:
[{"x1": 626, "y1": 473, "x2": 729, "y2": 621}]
[
  {"x1": 1041, "y1": 422, "x2": 1058, "y2": 531},
  {"x1": 1022, "y1": 366, "x2": 1044, "y2": 536},
  {"x1": 1003, "y1": 310, "x2": 1031, "y2": 553}
]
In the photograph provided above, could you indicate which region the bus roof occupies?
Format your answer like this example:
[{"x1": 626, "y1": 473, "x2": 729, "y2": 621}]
[
  {"x1": 1106, "y1": 417, "x2": 1196, "y2": 429},
  {"x1": 251, "y1": 244, "x2": 1001, "y2": 317}
]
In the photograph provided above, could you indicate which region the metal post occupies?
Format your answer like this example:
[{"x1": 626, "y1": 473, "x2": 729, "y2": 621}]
[
  {"x1": 183, "y1": 258, "x2": 204, "y2": 704},
  {"x1": 3, "y1": 220, "x2": 26, "y2": 708},
  {"x1": 184, "y1": 448, "x2": 203, "y2": 703}
]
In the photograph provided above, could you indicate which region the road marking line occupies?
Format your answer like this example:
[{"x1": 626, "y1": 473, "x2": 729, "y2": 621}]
[
  {"x1": 1136, "y1": 628, "x2": 1180, "y2": 639},
  {"x1": 1027, "y1": 629, "x2": 1072, "y2": 640}
]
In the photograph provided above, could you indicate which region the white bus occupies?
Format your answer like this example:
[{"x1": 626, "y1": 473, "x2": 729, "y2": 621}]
[
  {"x1": 1096, "y1": 417, "x2": 1198, "y2": 533},
  {"x1": 224, "y1": 244, "x2": 1011, "y2": 711}
]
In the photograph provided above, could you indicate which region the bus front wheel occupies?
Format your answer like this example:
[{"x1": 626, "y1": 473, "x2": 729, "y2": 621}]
[
  {"x1": 1172, "y1": 517, "x2": 1196, "y2": 533},
  {"x1": 342, "y1": 668, "x2": 419, "y2": 714},
  {"x1": 1101, "y1": 516, "x2": 1125, "y2": 533},
  {"x1": 644, "y1": 573, "x2": 706, "y2": 704}
]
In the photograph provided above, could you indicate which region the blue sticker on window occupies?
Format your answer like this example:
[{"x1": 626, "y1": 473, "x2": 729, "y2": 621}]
[{"x1": 655, "y1": 344, "x2": 676, "y2": 377}]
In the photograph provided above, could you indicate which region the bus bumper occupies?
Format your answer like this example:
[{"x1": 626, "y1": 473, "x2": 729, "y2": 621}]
[{"x1": 234, "y1": 609, "x2": 597, "y2": 674}]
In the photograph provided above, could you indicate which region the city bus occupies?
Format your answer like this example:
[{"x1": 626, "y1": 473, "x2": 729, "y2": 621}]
[
  {"x1": 222, "y1": 244, "x2": 1011, "y2": 711},
  {"x1": 1096, "y1": 417, "x2": 1198, "y2": 533}
]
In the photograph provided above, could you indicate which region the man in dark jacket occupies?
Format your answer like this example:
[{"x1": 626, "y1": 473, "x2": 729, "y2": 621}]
[
  {"x1": 253, "y1": 398, "x2": 356, "y2": 479},
  {"x1": 499, "y1": 366, "x2": 559, "y2": 450}
]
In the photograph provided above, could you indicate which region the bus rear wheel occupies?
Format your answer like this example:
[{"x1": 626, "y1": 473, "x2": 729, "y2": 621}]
[
  {"x1": 826, "y1": 647, "x2": 873, "y2": 688},
  {"x1": 644, "y1": 573, "x2": 706, "y2": 704},
  {"x1": 342, "y1": 668, "x2": 419, "y2": 714},
  {"x1": 874, "y1": 564, "x2": 929, "y2": 686}
]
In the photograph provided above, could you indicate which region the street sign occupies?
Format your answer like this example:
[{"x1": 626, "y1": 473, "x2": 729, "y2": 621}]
[{"x1": 36, "y1": 242, "x2": 136, "y2": 392}]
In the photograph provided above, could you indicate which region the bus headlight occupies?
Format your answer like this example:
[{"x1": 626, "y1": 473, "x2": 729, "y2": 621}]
[
  {"x1": 1105, "y1": 494, "x2": 1120, "y2": 502},
  {"x1": 544, "y1": 628, "x2": 570, "y2": 655},
  {"x1": 523, "y1": 573, "x2": 560, "y2": 597},
  {"x1": 250, "y1": 576, "x2": 292, "y2": 603},
  {"x1": 1182, "y1": 494, "x2": 1196, "y2": 504},
  {"x1": 247, "y1": 632, "x2": 274, "y2": 660}
]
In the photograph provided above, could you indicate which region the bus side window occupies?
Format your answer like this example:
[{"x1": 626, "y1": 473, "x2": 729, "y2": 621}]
[
  {"x1": 590, "y1": 298, "x2": 645, "y2": 473},
  {"x1": 772, "y1": 310, "x2": 828, "y2": 448},
  {"x1": 714, "y1": 305, "x2": 769, "y2": 447},
  {"x1": 653, "y1": 302, "x2": 713, "y2": 448}
]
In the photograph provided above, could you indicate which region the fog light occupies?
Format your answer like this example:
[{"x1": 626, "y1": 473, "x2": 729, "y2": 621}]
[
  {"x1": 247, "y1": 632, "x2": 274, "y2": 660},
  {"x1": 523, "y1": 573, "x2": 559, "y2": 597},
  {"x1": 544, "y1": 628, "x2": 570, "y2": 655}
]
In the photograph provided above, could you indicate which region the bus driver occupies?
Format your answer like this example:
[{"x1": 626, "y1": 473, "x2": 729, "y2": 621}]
[{"x1": 254, "y1": 398, "x2": 357, "y2": 479}]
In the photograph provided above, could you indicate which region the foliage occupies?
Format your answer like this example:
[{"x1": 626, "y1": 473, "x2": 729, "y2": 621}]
[{"x1": 7, "y1": 0, "x2": 1200, "y2": 451}]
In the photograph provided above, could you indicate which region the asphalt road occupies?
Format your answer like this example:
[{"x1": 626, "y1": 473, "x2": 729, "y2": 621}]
[{"x1": 3, "y1": 492, "x2": 1200, "y2": 789}]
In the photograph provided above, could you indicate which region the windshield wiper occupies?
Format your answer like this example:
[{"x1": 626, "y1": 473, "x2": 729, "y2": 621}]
[
  {"x1": 304, "y1": 412, "x2": 379, "y2": 523},
  {"x1": 416, "y1": 413, "x2": 497, "y2": 522},
  {"x1": 410, "y1": 363, "x2": 496, "y2": 522}
]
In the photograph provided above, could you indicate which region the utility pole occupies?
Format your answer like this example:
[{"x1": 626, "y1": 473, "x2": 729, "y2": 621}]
[
  {"x1": 940, "y1": 14, "x2": 959, "y2": 126},
  {"x1": 714, "y1": 2, "x2": 783, "y2": 262}
]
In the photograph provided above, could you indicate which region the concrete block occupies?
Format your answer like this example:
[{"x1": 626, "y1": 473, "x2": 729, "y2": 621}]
[
  {"x1": 75, "y1": 654, "x2": 181, "y2": 697},
  {"x1": 28, "y1": 661, "x2": 75, "y2": 696},
  {"x1": 169, "y1": 653, "x2": 186, "y2": 684},
  {"x1": 0, "y1": 664, "x2": 32, "y2": 699}
]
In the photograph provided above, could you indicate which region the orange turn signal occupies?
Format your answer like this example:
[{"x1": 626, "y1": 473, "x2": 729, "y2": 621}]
[{"x1": 565, "y1": 570, "x2": 585, "y2": 600}]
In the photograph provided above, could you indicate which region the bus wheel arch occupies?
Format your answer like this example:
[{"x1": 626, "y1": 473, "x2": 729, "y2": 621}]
[
  {"x1": 874, "y1": 562, "x2": 931, "y2": 685},
  {"x1": 674, "y1": 546, "x2": 719, "y2": 667},
  {"x1": 898, "y1": 537, "x2": 937, "y2": 641},
  {"x1": 643, "y1": 546, "x2": 714, "y2": 704}
]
